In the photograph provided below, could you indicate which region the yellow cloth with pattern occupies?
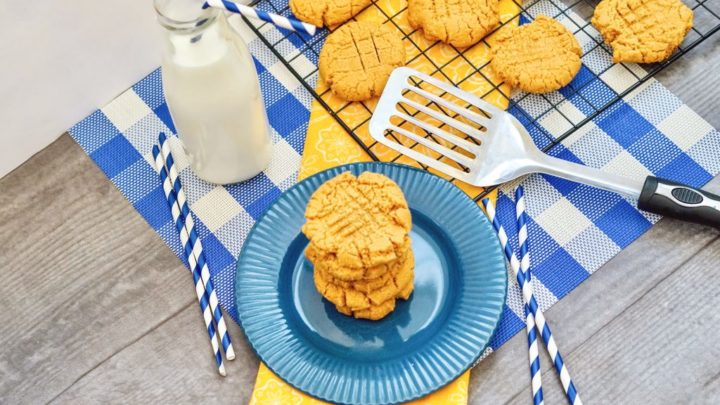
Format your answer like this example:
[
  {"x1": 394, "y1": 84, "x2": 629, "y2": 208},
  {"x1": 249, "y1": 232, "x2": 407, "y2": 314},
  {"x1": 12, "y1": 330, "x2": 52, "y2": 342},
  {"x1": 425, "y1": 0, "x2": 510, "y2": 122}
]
[{"x1": 249, "y1": 0, "x2": 518, "y2": 402}]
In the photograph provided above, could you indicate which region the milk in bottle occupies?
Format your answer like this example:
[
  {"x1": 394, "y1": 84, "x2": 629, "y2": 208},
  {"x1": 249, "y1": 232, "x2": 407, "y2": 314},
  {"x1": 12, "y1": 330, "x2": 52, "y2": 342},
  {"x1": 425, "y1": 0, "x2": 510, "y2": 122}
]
[{"x1": 155, "y1": 0, "x2": 272, "y2": 184}]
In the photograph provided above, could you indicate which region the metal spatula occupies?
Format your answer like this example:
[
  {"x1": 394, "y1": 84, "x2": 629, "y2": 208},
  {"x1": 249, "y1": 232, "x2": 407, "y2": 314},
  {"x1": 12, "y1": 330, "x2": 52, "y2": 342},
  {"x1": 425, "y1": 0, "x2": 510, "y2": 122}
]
[{"x1": 369, "y1": 67, "x2": 720, "y2": 228}]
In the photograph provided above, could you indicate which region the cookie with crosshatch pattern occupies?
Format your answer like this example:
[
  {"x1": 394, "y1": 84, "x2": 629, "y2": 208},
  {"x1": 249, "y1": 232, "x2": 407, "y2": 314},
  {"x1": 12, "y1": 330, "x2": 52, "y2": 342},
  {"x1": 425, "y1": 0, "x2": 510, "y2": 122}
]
[
  {"x1": 592, "y1": 0, "x2": 693, "y2": 63},
  {"x1": 289, "y1": 0, "x2": 372, "y2": 27},
  {"x1": 318, "y1": 21, "x2": 406, "y2": 101},
  {"x1": 407, "y1": 0, "x2": 500, "y2": 48},
  {"x1": 490, "y1": 15, "x2": 581, "y2": 93},
  {"x1": 302, "y1": 171, "x2": 412, "y2": 270}
]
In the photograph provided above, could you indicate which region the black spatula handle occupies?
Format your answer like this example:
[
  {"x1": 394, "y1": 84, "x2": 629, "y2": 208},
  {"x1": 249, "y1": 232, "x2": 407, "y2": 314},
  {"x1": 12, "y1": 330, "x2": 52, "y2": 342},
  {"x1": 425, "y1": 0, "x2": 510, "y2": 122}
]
[{"x1": 638, "y1": 176, "x2": 720, "y2": 229}]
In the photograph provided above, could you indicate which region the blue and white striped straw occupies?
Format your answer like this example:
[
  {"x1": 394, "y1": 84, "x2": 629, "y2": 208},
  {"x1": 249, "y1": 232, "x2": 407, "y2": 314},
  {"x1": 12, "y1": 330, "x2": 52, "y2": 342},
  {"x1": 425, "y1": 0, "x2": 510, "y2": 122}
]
[
  {"x1": 482, "y1": 196, "x2": 582, "y2": 405},
  {"x1": 151, "y1": 144, "x2": 226, "y2": 376},
  {"x1": 203, "y1": 0, "x2": 317, "y2": 35},
  {"x1": 516, "y1": 187, "x2": 544, "y2": 405},
  {"x1": 158, "y1": 133, "x2": 235, "y2": 362}
]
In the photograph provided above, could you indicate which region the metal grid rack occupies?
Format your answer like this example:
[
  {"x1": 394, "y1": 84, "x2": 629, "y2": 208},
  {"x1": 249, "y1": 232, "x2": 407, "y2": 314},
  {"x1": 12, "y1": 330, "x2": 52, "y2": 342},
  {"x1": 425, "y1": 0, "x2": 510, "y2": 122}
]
[{"x1": 245, "y1": 0, "x2": 720, "y2": 200}]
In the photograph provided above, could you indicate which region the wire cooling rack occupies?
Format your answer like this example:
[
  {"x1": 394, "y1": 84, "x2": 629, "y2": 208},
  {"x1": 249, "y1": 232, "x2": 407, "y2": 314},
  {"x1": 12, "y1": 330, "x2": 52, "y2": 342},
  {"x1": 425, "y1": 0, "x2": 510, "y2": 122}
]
[{"x1": 244, "y1": 0, "x2": 720, "y2": 200}]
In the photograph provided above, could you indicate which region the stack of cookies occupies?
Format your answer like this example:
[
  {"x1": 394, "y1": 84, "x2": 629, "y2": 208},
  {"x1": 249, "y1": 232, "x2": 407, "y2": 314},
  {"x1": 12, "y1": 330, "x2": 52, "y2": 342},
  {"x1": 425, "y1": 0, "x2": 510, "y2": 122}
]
[{"x1": 302, "y1": 172, "x2": 414, "y2": 320}]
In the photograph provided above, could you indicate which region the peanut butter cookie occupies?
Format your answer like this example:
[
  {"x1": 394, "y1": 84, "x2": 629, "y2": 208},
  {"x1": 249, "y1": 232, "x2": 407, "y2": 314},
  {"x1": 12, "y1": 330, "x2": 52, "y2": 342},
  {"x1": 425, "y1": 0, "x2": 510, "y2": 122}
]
[
  {"x1": 313, "y1": 249, "x2": 415, "y2": 320},
  {"x1": 320, "y1": 266, "x2": 395, "y2": 293},
  {"x1": 592, "y1": 0, "x2": 693, "y2": 63},
  {"x1": 318, "y1": 21, "x2": 406, "y2": 101},
  {"x1": 367, "y1": 258, "x2": 414, "y2": 305},
  {"x1": 289, "y1": 0, "x2": 372, "y2": 27},
  {"x1": 303, "y1": 171, "x2": 412, "y2": 269},
  {"x1": 306, "y1": 237, "x2": 411, "y2": 281},
  {"x1": 407, "y1": 0, "x2": 500, "y2": 48},
  {"x1": 491, "y1": 15, "x2": 581, "y2": 93},
  {"x1": 351, "y1": 298, "x2": 396, "y2": 320}
]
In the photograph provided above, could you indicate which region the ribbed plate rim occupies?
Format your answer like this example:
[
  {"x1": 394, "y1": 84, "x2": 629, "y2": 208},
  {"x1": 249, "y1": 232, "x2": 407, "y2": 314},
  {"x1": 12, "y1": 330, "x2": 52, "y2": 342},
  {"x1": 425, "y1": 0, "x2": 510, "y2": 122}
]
[{"x1": 236, "y1": 162, "x2": 507, "y2": 405}]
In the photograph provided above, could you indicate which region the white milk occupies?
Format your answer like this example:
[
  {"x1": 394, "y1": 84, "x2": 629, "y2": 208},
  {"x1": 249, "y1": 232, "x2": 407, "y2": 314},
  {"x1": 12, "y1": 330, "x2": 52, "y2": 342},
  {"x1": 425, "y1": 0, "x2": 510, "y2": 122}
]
[{"x1": 158, "y1": 4, "x2": 271, "y2": 184}]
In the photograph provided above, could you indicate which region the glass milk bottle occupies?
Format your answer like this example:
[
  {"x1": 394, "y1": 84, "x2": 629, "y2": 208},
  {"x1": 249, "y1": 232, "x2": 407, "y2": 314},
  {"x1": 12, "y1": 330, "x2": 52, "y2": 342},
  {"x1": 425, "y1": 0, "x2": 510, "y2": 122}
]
[{"x1": 155, "y1": 0, "x2": 272, "y2": 184}]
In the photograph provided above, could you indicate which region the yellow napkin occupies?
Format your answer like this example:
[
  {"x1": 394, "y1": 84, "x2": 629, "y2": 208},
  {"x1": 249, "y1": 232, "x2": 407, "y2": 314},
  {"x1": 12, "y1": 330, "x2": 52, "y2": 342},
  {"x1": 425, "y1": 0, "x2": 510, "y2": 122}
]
[{"x1": 249, "y1": 0, "x2": 519, "y2": 402}]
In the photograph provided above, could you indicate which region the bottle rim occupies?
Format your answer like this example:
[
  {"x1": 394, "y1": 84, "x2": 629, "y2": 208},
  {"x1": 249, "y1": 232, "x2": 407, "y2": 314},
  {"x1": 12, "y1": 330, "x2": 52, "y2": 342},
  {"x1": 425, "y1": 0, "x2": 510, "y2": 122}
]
[{"x1": 154, "y1": 0, "x2": 219, "y2": 32}]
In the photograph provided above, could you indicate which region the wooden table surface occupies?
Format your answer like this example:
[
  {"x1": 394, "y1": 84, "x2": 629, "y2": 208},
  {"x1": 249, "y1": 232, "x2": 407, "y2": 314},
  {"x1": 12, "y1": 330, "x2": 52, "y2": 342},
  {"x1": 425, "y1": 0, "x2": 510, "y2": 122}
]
[{"x1": 1, "y1": 37, "x2": 719, "y2": 404}]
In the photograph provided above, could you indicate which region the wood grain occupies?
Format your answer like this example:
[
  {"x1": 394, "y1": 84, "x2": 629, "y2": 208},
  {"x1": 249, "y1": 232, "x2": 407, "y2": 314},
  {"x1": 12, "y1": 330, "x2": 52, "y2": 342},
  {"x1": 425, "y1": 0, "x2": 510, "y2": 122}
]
[
  {"x1": 51, "y1": 304, "x2": 258, "y2": 404},
  {"x1": 0, "y1": 137, "x2": 198, "y2": 403},
  {"x1": 0, "y1": 30, "x2": 718, "y2": 405},
  {"x1": 511, "y1": 237, "x2": 720, "y2": 404}
]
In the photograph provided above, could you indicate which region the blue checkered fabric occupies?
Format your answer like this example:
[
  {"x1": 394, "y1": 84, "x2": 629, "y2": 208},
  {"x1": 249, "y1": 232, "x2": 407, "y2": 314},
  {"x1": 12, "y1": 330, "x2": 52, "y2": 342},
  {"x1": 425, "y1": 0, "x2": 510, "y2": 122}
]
[{"x1": 69, "y1": 5, "x2": 720, "y2": 357}]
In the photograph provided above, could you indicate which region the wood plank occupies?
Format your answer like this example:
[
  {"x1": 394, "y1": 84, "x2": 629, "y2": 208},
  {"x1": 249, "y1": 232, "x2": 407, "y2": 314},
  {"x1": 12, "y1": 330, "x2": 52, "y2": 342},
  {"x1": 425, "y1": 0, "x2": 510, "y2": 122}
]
[
  {"x1": 0, "y1": 136, "x2": 198, "y2": 403},
  {"x1": 509, "y1": 236, "x2": 720, "y2": 404},
  {"x1": 50, "y1": 304, "x2": 258, "y2": 404}
]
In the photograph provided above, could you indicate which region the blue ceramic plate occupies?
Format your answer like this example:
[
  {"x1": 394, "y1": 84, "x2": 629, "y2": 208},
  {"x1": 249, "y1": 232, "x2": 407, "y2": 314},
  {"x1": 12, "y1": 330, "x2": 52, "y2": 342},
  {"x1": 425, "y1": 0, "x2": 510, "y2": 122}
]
[{"x1": 236, "y1": 162, "x2": 507, "y2": 405}]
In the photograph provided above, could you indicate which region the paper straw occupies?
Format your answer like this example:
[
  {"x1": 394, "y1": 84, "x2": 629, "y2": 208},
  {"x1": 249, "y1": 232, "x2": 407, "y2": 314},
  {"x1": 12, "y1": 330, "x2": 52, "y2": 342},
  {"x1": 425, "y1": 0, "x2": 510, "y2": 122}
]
[
  {"x1": 482, "y1": 196, "x2": 582, "y2": 405},
  {"x1": 158, "y1": 133, "x2": 236, "y2": 362},
  {"x1": 516, "y1": 187, "x2": 544, "y2": 405},
  {"x1": 203, "y1": 0, "x2": 317, "y2": 36},
  {"x1": 151, "y1": 144, "x2": 226, "y2": 377}
]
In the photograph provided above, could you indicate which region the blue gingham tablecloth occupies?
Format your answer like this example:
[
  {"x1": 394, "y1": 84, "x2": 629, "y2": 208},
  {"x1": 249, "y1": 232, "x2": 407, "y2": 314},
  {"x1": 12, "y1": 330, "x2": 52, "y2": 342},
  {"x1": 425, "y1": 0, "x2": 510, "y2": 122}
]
[{"x1": 69, "y1": 6, "x2": 720, "y2": 355}]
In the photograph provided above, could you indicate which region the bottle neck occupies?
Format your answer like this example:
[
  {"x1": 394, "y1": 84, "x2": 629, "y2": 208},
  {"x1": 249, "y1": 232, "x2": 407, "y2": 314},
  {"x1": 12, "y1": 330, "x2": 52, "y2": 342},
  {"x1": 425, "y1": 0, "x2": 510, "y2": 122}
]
[{"x1": 155, "y1": 0, "x2": 229, "y2": 67}]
